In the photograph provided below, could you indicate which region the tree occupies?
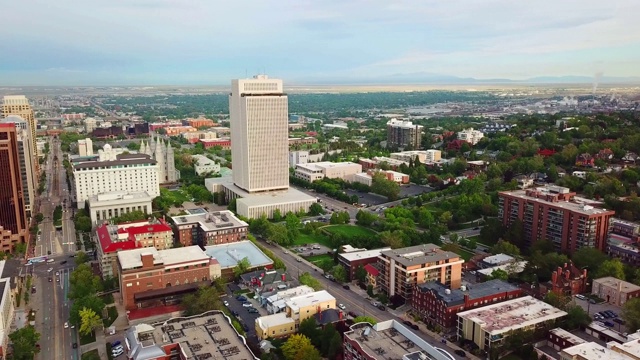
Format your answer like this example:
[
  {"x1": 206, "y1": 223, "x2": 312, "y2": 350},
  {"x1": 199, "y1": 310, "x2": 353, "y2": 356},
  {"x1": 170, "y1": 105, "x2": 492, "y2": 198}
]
[
  {"x1": 35, "y1": 213, "x2": 44, "y2": 223},
  {"x1": 353, "y1": 316, "x2": 378, "y2": 325},
  {"x1": 309, "y1": 202, "x2": 325, "y2": 216},
  {"x1": 79, "y1": 307, "x2": 103, "y2": 336},
  {"x1": 9, "y1": 326, "x2": 40, "y2": 360},
  {"x1": 563, "y1": 304, "x2": 591, "y2": 330},
  {"x1": 331, "y1": 265, "x2": 347, "y2": 283},
  {"x1": 571, "y1": 247, "x2": 608, "y2": 274},
  {"x1": 285, "y1": 213, "x2": 301, "y2": 240},
  {"x1": 299, "y1": 272, "x2": 323, "y2": 291},
  {"x1": 267, "y1": 223, "x2": 290, "y2": 246},
  {"x1": 75, "y1": 251, "x2": 90, "y2": 265},
  {"x1": 272, "y1": 208, "x2": 282, "y2": 222},
  {"x1": 370, "y1": 172, "x2": 400, "y2": 200},
  {"x1": 298, "y1": 318, "x2": 320, "y2": 347},
  {"x1": 281, "y1": 334, "x2": 322, "y2": 360},
  {"x1": 248, "y1": 215, "x2": 270, "y2": 237},
  {"x1": 182, "y1": 286, "x2": 222, "y2": 316},
  {"x1": 596, "y1": 259, "x2": 626, "y2": 280},
  {"x1": 227, "y1": 198, "x2": 237, "y2": 213},
  {"x1": 74, "y1": 215, "x2": 92, "y2": 233},
  {"x1": 234, "y1": 257, "x2": 251, "y2": 278},
  {"x1": 355, "y1": 265, "x2": 367, "y2": 284},
  {"x1": 379, "y1": 230, "x2": 405, "y2": 249},
  {"x1": 491, "y1": 240, "x2": 521, "y2": 256},
  {"x1": 70, "y1": 295, "x2": 105, "y2": 327},
  {"x1": 327, "y1": 331, "x2": 343, "y2": 359},
  {"x1": 622, "y1": 298, "x2": 640, "y2": 332},
  {"x1": 355, "y1": 210, "x2": 377, "y2": 226},
  {"x1": 487, "y1": 268, "x2": 509, "y2": 281},
  {"x1": 544, "y1": 292, "x2": 571, "y2": 310},
  {"x1": 69, "y1": 264, "x2": 103, "y2": 300},
  {"x1": 467, "y1": 238, "x2": 477, "y2": 250}
]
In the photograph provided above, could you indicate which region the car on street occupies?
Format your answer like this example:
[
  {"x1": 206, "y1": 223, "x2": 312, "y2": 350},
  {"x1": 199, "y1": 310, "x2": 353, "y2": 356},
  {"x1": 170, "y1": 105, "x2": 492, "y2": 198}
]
[
  {"x1": 338, "y1": 304, "x2": 346, "y2": 310},
  {"x1": 55, "y1": 271, "x2": 59, "y2": 276},
  {"x1": 247, "y1": 308, "x2": 259, "y2": 314},
  {"x1": 236, "y1": 295, "x2": 247, "y2": 302},
  {"x1": 403, "y1": 320, "x2": 419, "y2": 330},
  {"x1": 242, "y1": 323, "x2": 249, "y2": 332},
  {"x1": 284, "y1": 251, "x2": 289, "y2": 254},
  {"x1": 31, "y1": 287, "x2": 36, "y2": 294},
  {"x1": 223, "y1": 301, "x2": 229, "y2": 307},
  {"x1": 297, "y1": 258, "x2": 302, "y2": 262},
  {"x1": 231, "y1": 311, "x2": 239, "y2": 317},
  {"x1": 454, "y1": 350, "x2": 467, "y2": 357},
  {"x1": 348, "y1": 311, "x2": 358, "y2": 318},
  {"x1": 242, "y1": 302, "x2": 253, "y2": 307},
  {"x1": 56, "y1": 278, "x2": 60, "y2": 282},
  {"x1": 47, "y1": 268, "x2": 53, "y2": 273},
  {"x1": 111, "y1": 341, "x2": 121, "y2": 347},
  {"x1": 72, "y1": 343, "x2": 78, "y2": 349},
  {"x1": 576, "y1": 294, "x2": 586, "y2": 300},
  {"x1": 343, "y1": 285, "x2": 350, "y2": 290},
  {"x1": 64, "y1": 322, "x2": 69, "y2": 329},
  {"x1": 61, "y1": 260, "x2": 67, "y2": 265},
  {"x1": 48, "y1": 277, "x2": 52, "y2": 282},
  {"x1": 377, "y1": 305, "x2": 386, "y2": 311}
]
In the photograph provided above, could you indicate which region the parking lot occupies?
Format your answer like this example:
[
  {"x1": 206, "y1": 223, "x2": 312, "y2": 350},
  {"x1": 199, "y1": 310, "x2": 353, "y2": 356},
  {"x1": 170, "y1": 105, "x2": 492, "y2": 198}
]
[
  {"x1": 345, "y1": 189, "x2": 388, "y2": 206},
  {"x1": 224, "y1": 286, "x2": 267, "y2": 343},
  {"x1": 292, "y1": 243, "x2": 333, "y2": 257},
  {"x1": 399, "y1": 183, "x2": 433, "y2": 197},
  {"x1": 573, "y1": 296, "x2": 628, "y2": 333}
]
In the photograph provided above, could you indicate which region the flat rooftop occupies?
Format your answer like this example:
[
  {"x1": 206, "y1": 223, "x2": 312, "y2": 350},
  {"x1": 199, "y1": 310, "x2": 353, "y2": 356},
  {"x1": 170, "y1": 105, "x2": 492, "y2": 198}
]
[
  {"x1": 416, "y1": 279, "x2": 520, "y2": 306},
  {"x1": 255, "y1": 313, "x2": 295, "y2": 330},
  {"x1": 170, "y1": 209, "x2": 248, "y2": 232},
  {"x1": 344, "y1": 320, "x2": 451, "y2": 360},
  {"x1": 482, "y1": 253, "x2": 515, "y2": 265},
  {"x1": 477, "y1": 261, "x2": 528, "y2": 276},
  {"x1": 296, "y1": 161, "x2": 359, "y2": 171},
  {"x1": 204, "y1": 240, "x2": 273, "y2": 269},
  {"x1": 91, "y1": 191, "x2": 153, "y2": 203},
  {"x1": 549, "y1": 327, "x2": 587, "y2": 346},
  {"x1": 500, "y1": 187, "x2": 615, "y2": 216},
  {"x1": 286, "y1": 290, "x2": 335, "y2": 312},
  {"x1": 593, "y1": 277, "x2": 640, "y2": 293},
  {"x1": 118, "y1": 245, "x2": 210, "y2": 270},
  {"x1": 458, "y1": 296, "x2": 567, "y2": 335},
  {"x1": 127, "y1": 311, "x2": 257, "y2": 360},
  {"x1": 561, "y1": 342, "x2": 630, "y2": 360},
  {"x1": 381, "y1": 244, "x2": 461, "y2": 267},
  {"x1": 339, "y1": 247, "x2": 391, "y2": 262}
]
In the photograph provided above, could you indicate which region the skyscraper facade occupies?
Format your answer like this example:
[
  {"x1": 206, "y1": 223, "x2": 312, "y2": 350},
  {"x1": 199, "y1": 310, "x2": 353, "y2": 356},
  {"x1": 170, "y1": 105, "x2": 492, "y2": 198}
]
[
  {"x1": 0, "y1": 123, "x2": 29, "y2": 252},
  {"x1": 229, "y1": 75, "x2": 289, "y2": 193},
  {"x1": 1, "y1": 96, "x2": 39, "y2": 173},
  {"x1": 0, "y1": 116, "x2": 37, "y2": 216}
]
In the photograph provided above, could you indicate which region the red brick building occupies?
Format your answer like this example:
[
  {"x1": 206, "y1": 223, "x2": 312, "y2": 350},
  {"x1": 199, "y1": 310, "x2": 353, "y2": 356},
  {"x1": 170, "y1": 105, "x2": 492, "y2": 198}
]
[
  {"x1": 542, "y1": 262, "x2": 588, "y2": 296},
  {"x1": 575, "y1": 153, "x2": 595, "y2": 167},
  {"x1": 117, "y1": 246, "x2": 217, "y2": 310},
  {"x1": 498, "y1": 185, "x2": 615, "y2": 253},
  {"x1": 169, "y1": 210, "x2": 248, "y2": 247},
  {"x1": 412, "y1": 279, "x2": 522, "y2": 329},
  {"x1": 337, "y1": 247, "x2": 390, "y2": 281},
  {"x1": 200, "y1": 138, "x2": 231, "y2": 150}
]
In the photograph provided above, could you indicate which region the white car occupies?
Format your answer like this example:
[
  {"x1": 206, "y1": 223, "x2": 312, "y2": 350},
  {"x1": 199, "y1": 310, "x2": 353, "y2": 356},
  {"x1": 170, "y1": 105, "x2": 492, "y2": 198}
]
[
  {"x1": 223, "y1": 301, "x2": 229, "y2": 307},
  {"x1": 55, "y1": 271, "x2": 59, "y2": 276},
  {"x1": 576, "y1": 294, "x2": 586, "y2": 300},
  {"x1": 338, "y1": 304, "x2": 346, "y2": 310},
  {"x1": 64, "y1": 322, "x2": 69, "y2": 329},
  {"x1": 242, "y1": 302, "x2": 253, "y2": 308}
]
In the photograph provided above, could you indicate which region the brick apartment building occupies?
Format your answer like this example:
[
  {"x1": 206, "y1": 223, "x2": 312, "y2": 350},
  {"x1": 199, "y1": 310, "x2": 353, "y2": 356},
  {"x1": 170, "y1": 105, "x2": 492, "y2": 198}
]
[
  {"x1": 498, "y1": 185, "x2": 615, "y2": 253},
  {"x1": 607, "y1": 219, "x2": 640, "y2": 266},
  {"x1": 378, "y1": 244, "x2": 464, "y2": 303},
  {"x1": 184, "y1": 118, "x2": 217, "y2": 128},
  {"x1": 200, "y1": 138, "x2": 231, "y2": 150},
  {"x1": 412, "y1": 279, "x2": 522, "y2": 329},
  {"x1": 337, "y1": 247, "x2": 390, "y2": 281},
  {"x1": 170, "y1": 209, "x2": 248, "y2": 247},
  {"x1": 118, "y1": 246, "x2": 218, "y2": 310},
  {"x1": 542, "y1": 262, "x2": 588, "y2": 297}
]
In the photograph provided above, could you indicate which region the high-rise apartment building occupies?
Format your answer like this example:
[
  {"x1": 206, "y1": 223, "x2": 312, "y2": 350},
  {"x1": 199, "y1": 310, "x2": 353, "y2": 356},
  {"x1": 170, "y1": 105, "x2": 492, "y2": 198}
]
[
  {"x1": 498, "y1": 185, "x2": 615, "y2": 253},
  {"x1": 386, "y1": 119, "x2": 423, "y2": 149},
  {"x1": 77, "y1": 138, "x2": 93, "y2": 157},
  {"x1": 0, "y1": 116, "x2": 36, "y2": 216},
  {"x1": 0, "y1": 123, "x2": 29, "y2": 252},
  {"x1": 229, "y1": 75, "x2": 289, "y2": 193},
  {"x1": 1, "y1": 96, "x2": 38, "y2": 173},
  {"x1": 73, "y1": 144, "x2": 160, "y2": 208}
]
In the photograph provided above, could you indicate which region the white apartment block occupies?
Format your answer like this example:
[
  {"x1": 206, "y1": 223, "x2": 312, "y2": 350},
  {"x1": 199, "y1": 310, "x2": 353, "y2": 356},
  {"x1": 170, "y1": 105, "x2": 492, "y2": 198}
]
[
  {"x1": 192, "y1": 155, "x2": 220, "y2": 176},
  {"x1": 84, "y1": 117, "x2": 97, "y2": 133},
  {"x1": 87, "y1": 191, "x2": 154, "y2": 225},
  {"x1": 78, "y1": 138, "x2": 93, "y2": 157},
  {"x1": 294, "y1": 161, "x2": 362, "y2": 183},
  {"x1": 73, "y1": 144, "x2": 159, "y2": 208},
  {"x1": 0, "y1": 277, "x2": 14, "y2": 356},
  {"x1": 289, "y1": 150, "x2": 309, "y2": 167},
  {"x1": 457, "y1": 128, "x2": 485, "y2": 145},
  {"x1": 229, "y1": 75, "x2": 289, "y2": 193},
  {"x1": 390, "y1": 149, "x2": 441, "y2": 163}
]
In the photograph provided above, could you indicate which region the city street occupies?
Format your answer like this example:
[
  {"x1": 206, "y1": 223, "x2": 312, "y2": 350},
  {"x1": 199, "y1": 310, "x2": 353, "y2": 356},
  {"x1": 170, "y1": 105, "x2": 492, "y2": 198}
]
[{"x1": 28, "y1": 137, "x2": 80, "y2": 360}]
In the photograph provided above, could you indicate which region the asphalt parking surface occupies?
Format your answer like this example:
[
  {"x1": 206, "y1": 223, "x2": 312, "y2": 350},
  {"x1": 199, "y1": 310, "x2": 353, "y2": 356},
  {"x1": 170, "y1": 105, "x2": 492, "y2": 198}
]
[
  {"x1": 399, "y1": 183, "x2": 433, "y2": 197},
  {"x1": 224, "y1": 286, "x2": 264, "y2": 344},
  {"x1": 345, "y1": 190, "x2": 388, "y2": 206},
  {"x1": 573, "y1": 296, "x2": 628, "y2": 333}
]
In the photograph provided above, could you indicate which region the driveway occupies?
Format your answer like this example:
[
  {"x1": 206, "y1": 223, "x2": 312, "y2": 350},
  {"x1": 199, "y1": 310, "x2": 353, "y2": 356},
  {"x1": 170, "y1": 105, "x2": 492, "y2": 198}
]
[{"x1": 224, "y1": 287, "x2": 265, "y2": 344}]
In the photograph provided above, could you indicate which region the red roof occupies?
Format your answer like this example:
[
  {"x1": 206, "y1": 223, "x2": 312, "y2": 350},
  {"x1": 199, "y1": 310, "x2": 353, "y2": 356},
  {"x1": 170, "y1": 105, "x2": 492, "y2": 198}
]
[
  {"x1": 97, "y1": 224, "x2": 141, "y2": 254},
  {"x1": 123, "y1": 223, "x2": 172, "y2": 236},
  {"x1": 363, "y1": 264, "x2": 379, "y2": 277}
]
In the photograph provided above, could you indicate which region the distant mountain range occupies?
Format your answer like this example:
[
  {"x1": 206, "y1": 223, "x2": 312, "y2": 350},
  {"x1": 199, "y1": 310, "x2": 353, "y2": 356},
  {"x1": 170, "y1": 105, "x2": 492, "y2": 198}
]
[{"x1": 299, "y1": 72, "x2": 640, "y2": 85}]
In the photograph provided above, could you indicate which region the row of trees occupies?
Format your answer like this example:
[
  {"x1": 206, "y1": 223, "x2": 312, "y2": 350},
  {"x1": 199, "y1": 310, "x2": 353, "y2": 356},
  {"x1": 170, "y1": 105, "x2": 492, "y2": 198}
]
[{"x1": 68, "y1": 254, "x2": 107, "y2": 337}]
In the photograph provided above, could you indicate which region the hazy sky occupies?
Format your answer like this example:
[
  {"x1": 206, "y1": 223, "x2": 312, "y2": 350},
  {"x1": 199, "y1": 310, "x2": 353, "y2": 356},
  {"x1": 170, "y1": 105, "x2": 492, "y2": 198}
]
[{"x1": 2, "y1": 0, "x2": 639, "y2": 85}]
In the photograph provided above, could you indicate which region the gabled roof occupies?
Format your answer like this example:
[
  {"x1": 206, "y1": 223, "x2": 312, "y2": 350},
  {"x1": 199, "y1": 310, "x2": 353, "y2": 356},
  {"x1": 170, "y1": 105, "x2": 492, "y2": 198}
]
[{"x1": 97, "y1": 224, "x2": 141, "y2": 254}]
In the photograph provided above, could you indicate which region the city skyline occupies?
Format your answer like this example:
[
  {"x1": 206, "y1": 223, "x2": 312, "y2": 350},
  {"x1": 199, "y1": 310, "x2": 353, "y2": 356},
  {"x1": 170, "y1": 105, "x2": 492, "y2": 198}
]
[{"x1": 2, "y1": 0, "x2": 639, "y2": 85}]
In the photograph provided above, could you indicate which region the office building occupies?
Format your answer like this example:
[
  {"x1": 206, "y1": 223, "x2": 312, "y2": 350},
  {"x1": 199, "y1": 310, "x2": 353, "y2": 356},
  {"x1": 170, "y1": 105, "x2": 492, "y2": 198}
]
[
  {"x1": 77, "y1": 138, "x2": 93, "y2": 157},
  {"x1": 288, "y1": 150, "x2": 309, "y2": 167},
  {"x1": 192, "y1": 154, "x2": 220, "y2": 176},
  {"x1": 457, "y1": 128, "x2": 484, "y2": 145},
  {"x1": 0, "y1": 116, "x2": 37, "y2": 217},
  {"x1": 84, "y1": 117, "x2": 97, "y2": 133},
  {"x1": 353, "y1": 169, "x2": 409, "y2": 187},
  {"x1": 170, "y1": 208, "x2": 248, "y2": 247},
  {"x1": 87, "y1": 191, "x2": 154, "y2": 225},
  {"x1": 140, "y1": 134, "x2": 179, "y2": 184},
  {"x1": 288, "y1": 137, "x2": 318, "y2": 147},
  {"x1": 413, "y1": 279, "x2": 522, "y2": 329},
  {"x1": 0, "y1": 123, "x2": 28, "y2": 252},
  {"x1": 591, "y1": 277, "x2": 640, "y2": 307},
  {"x1": 378, "y1": 244, "x2": 464, "y2": 302},
  {"x1": 1, "y1": 96, "x2": 38, "y2": 172},
  {"x1": 457, "y1": 296, "x2": 566, "y2": 351},
  {"x1": 294, "y1": 161, "x2": 362, "y2": 183},
  {"x1": 73, "y1": 144, "x2": 160, "y2": 208},
  {"x1": 124, "y1": 311, "x2": 258, "y2": 360},
  {"x1": 184, "y1": 118, "x2": 216, "y2": 128},
  {"x1": 390, "y1": 149, "x2": 441, "y2": 163},
  {"x1": 338, "y1": 247, "x2": 390, "y2": 281},
  {"x1": 203, "y1": 240, "x2": 273, "y2": 279},
  {"x1": 117, "y1": 246, "x2": 216, "y2": 310},
  {"x1": 201, "y1": 138, "x2": 231, "y2": 150},
  {"x1": 386, "y1": 119, "x2": 423, "y2": 149},
  {"x1": 230, "y1": 75, "x2": 289, "y2": 193},
  {"x1": 498, "y1": 185, "x2": 615, "y2": 253},
  {"x1": 181, "y1": 130, "x2": 217, "y2": 143},
  {"x1": 343, "y1": 320, "x2": 453, "y2": 360}
]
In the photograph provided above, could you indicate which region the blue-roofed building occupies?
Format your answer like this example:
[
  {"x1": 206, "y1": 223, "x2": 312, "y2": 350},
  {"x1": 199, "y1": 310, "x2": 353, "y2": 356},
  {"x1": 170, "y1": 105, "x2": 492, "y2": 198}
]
[
  {"x1": 204, "y1": 240, "x2": 273, "y2": 279},
  {"x1": 412, "y1": 279, "x2": 522, "y2": 329}
]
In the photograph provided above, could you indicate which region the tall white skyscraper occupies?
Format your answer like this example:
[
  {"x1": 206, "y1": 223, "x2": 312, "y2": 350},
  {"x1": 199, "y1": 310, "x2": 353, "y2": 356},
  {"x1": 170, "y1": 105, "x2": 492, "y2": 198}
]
[{"x1": 229, "y1": 75, "x2": 289, "y2": 193}]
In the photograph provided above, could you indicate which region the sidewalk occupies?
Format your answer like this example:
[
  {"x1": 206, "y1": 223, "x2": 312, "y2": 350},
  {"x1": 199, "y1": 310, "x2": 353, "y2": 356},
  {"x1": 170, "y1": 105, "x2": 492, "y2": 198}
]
[{"x1": 79, "y1": 330, "x2": 107, "y2": 360}]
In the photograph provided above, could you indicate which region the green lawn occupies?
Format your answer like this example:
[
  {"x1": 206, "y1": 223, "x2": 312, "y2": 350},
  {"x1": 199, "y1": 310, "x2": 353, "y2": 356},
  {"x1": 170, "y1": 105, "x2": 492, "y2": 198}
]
[
  {"x1": 81, "y1": 349, "x2": 100, "y2": 360},
  {"x1": 79, "y1": 331, "x2": 96, "y2": 345},
  {"x1": 103, "y1": 306, "x2": 119, "y2": 327},
  {"x1": 455, "y1": 249, "x2": 475, "y2": 261},
  {"x1": 305, "y1": 254, "x2": 333, "y2": 263},
  {"x1": 322, "y1": 225, "x2": 377, "y2": 238},
  {"x1": 293, "y1": 232, "x2": 332, "y2": 248}
]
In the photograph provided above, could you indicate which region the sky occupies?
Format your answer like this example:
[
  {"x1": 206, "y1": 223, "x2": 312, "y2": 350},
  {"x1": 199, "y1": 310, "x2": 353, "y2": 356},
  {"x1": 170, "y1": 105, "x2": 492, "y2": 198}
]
[{"x1": 2, "y1": 0, "x2": 640, "y2": 85}]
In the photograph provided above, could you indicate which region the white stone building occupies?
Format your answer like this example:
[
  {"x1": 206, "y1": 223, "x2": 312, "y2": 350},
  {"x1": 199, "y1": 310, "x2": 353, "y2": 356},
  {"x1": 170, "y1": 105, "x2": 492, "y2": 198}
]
[
  {"x1": 78, "y1": 138, "x2": 93, "y2": 156},
  {"x1": 457, "y1": 128, "x2": 485, "y2": 145},
  {"x1": 139, "y1": 134, "x2": 179, "y2": 184},
  {"x1": 294, "y1": 161, "x2": 362, "y2": 182},
  {"x1": 87, "y1": 191, "x2": 154, "y2": 225},
  {"x1": 192, "y1": 155, "x2": 220, "y2": 176}
]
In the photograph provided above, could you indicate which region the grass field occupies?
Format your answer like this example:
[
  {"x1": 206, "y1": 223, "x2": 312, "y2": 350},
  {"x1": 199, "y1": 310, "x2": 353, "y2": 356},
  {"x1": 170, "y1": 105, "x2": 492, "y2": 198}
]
[
  {"x1": 455, "y1": 249, "x2": 475, "y2": 261},
  {"x1": 305, "y1": 254, "x2": 333, "y2": 263},
  {"x1": 293, "y1": 232, "x2": 332, "y2": 248},
  {"x1": 322, "y1": 225, "x2": 377, "y2": 238},
  {"x1": 103, "y1": 306, "x2": 119, "y2": 327},
  {"x1": 81, "y1": 349, "x2": 100, "y2": 360},
  {"x1": 79, "y1": 331, "x2": 96, "y2": 345}
]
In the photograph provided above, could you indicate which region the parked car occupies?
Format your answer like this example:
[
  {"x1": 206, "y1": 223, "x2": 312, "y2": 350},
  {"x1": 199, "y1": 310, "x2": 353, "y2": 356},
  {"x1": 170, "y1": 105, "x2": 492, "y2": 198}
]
[
  {"x1": 247, "y1": 308, "x2": 259, "y2": 314},
  {"x1": 231, "y1": 311, "x2": 239, "y2": 317},
  {"x1": 242, "y1": 302, "x2": 253, "y2": 308},
  {"x1": 111, "y1": 341, "x2": 121, "y2": 347},
  {"x1": 403, "y1": 321, "x2": 419, "y2": 330},
  {"x1": 454, "y1": 350, "x2": 467, "y2": 357},
  {"x1": 604, "y1": 321, "x2": 615, "y2": 327},
  {"x1": 377, "y1": 305, "x2": 386, "y2": 311},
  {"x1": 348, "y1": 311, "x2": 358, "y2": 318},
  {"x1": 72, "y1": 343, "x2": 78, "y2": 349},
  {"x1": 575, "y1": 294, "x2": 586, "y2": 300},
  {"x1": 338, "y1": 304, "x2": 346, "y2": 310},
  {"x1": 242, "y1": 323, "x2": 249, "y2": 332},
  {"x1": 223, "y1": 301, "x2": 229, "y2": 307},
  {"x1": 236, "y1": 295, "x2": 247, "y2": 302},
  {"x1": 64, "y1": 322, "x2": 69, "y2": 329},
  {"x1": 343, "y1": 285, "x2": 350, "y2": 290}
]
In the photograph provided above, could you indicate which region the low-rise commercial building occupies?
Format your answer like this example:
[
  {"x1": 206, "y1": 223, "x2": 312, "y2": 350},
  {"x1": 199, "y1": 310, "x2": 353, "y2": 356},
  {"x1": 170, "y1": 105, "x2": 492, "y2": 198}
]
[
  {"x1": 358, "y1": 156, "x2": 406, "y2": 171},
  {"x1": 200, "y1": 138, "x2": 231, "y2": 150},
  {"x1": 87, "y1": 191, "x2": 154, "y2": 225},
  {"x1": 124, "y1": 311, "x2": 258, "y2": 360},
  {"x1": 343, "y1": 320, "x2": 453, "y2": 360},
  {"x1": 164, "y1": 125, "x2": 197, "y2": 136},
  {"x1": 338, "y1": 247, "x2": 390, "y2": 281},
  {"x1": 203, "y1": 240, "x2": 273, "y2": 279},
  {"x1": 170, "y1": 208, "x2": 248, "y2": 247},
  {"x1": 413, "y1": 279, "x2": 522, "y2": 329},
  {"x1": 117, "y1": 246, "x2": 216, "y2": 310},
  {"x1": 559, "y1": 336, "x2": 640, "y2": 360},
  {"x1": 264, "y1": 285, "x2": 315, "y2": 314},
  {"x1": 457, "y1": 128, "x2": 484, "y2": 145},
  {"x1": 591, "y1": 277, "x2": 640, "y2": 307},
  {"x1": 378, "y1": 244, "x2": 464, "y2": 302},
  {"x1": 192, "y1": 154, "x2": 220, "y2": 175},
  {"x1": 184, "y1": 118, "x2": 217, "y2": 128},
  {"x1": 547, "y1": 327, "x2": 587, "y2": 352},
  {"x1": 457, "y1": 296, "x2": 567, "y2": 351},
  {"x1": 353, "y1": 169, "x2": 409, "y2": 186},
  {"x1": 288, "y1": 137, "x2": 318, "y2": 147},
  {"x1": 181, "y1": 130, "x2": 217, "y2": 143},
  {"x1": 390, "y1": 150, "x2": 441, "y2": 163},
  {"x1": 294, "y1": 161, "x2": 362, "y2": 183},
  {"x1": 288, "y1": 150, "x2": 309, "y2": 167}
]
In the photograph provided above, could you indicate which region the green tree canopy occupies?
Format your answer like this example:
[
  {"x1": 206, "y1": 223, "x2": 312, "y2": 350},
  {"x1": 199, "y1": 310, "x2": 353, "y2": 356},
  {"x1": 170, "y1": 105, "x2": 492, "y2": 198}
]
[
  {"x1": 595, "y1": 259, "x2": 626, "y2": 280},
  {"x1": 79, "y1": 307, "x2": 103, "y2": 336},
  {"x1": 623, "y1": 298, "x2": 640, "y2": 332},
  {"x1": 233, "y1": 257, "x2": 251, "y2": 278},
  {"x1": 299, "y1": 272, "x2": 323, "y2": 291},
  {"x1": 571, "y1": 247, "x2": 608, "y2": 275},
  {"x1": 353, "y1": 315, "x2": 378, "y2": 325},
  {"x1": 9, "y1": 326, "x2": 40, "y2": 360},
  {"x1": 331, "y1": 265, "x2": 347, "y2": 283},
  {"x1": 69, "y1": 264, "x2": 103, "y2": 300},
  {"x1": 182, "y1": 286, "x2": 223, "y2": 317},
  {"x1": 281, "y1": 334, "x2": 322, "y2": 360},
  {"x1": 491, "y1": 240, "x2": 521, "y2": 257},
  {"x1": 267, "y1": 223, "x2": 290, "y2": 246}
]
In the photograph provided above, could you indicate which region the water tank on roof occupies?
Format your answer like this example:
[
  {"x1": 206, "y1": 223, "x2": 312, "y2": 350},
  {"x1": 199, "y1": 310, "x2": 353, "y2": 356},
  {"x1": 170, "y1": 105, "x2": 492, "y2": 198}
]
[{"x1": 461, "y1": 285, "x2": 467, "y2": 291}]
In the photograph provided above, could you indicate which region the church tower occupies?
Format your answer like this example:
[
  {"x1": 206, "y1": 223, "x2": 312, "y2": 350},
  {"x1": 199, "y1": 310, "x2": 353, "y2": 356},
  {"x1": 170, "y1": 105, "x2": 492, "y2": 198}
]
[
  {"x1": 166, "y1": 140, "x2": 176, "y2": 182},
  {"x1": 155, "y1": 137, "x2": 165, "y2": 182}
]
